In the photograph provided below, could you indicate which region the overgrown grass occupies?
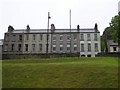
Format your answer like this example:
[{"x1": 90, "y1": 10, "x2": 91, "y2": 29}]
[{"x1": 2, "y1": 57, "x2": 118, "y2": 88}]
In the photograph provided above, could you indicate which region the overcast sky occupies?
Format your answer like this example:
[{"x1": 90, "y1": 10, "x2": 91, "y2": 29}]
[{"x1": 0, "y1": 0, "x2": 119, "y2": 39}]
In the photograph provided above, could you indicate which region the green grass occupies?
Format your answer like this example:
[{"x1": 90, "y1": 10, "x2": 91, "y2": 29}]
[{"x1": 2, "y1": 57, "x2": 118, "y2": 88}]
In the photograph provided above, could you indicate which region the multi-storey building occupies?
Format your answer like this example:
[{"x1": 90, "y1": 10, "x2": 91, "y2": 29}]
[
  {"x1": 3, "y1": 24, "x2": 101, "y2": 57},
  {"x1": 0, "y1": 39, "x2": 3, "y2": 59}
]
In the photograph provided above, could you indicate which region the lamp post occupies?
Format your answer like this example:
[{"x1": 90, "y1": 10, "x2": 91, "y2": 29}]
[
  {"x1": 118, "y1": 1, "x2": 120, "y2": 52},
  {"x1": 70, "y1": 10, "x2": 71, "y2": 54},
  {"x1": 46, "y1": 12, "x2": 51, "y2": 54}
]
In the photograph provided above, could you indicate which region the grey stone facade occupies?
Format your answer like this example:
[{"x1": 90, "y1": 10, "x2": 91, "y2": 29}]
[
  {"x1": 3, "y1": 24, "x2": 101, "y2": 57},
  {"x1": 0, "y1": 39, "x2": 3, "y2": 60}
]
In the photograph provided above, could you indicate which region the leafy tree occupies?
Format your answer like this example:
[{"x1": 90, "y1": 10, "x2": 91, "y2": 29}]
[
  {"x1": 109, "y1": 15, "x2": 119, "y2": 42},
  {"x1": 101, "y1": 14, "x2": 120, "y2": 52}
]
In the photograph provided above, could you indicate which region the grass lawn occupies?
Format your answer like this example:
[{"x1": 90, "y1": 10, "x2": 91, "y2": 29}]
[{"x1": 2, "y1": 57, "x2": 118, "y2": 88}]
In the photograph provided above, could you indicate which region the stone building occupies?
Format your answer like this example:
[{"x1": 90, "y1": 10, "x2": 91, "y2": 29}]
[
  {"x1": 3, "y1": 24, "x2": 101, "y2": 57},
  {"x1": 0, "y1": 39, "x2": 3, "y2": 59}
]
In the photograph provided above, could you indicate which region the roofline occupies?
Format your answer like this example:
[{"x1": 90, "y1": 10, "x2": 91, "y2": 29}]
[{"x1": 5, "y1": 31, "x2": 100, "y2": 34}]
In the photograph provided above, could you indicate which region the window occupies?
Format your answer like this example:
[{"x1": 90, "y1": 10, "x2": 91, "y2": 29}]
[
  {"x1": 19, "y1": 35, "x2": 22, "y2": 41},
  {"x1": 40, "y1": 34, "x2": 43, "y2": 41},
  {"x1": 67, "y1": 47, "x2": 70, "y2": 51},
  {"x1": 60, "y1": 42, "x2": 63, "y2": 46},
  {"x1": 32, "y1": 44, "x2": 35, "y2": 51},
  {"x1": 88, "y1": 43, "x2": 91, "y2": 52},
  {"x1": 39, "y1": 44, "x2": 42, "y2": 51},
  {"x1": 33, "y1": 34, "x2": 36, "y2": 41},
  {"x1": 18, "y1": 44, "x2": 21, "y2": 51},
  {"x1": 60, "y1": 46, "x2": 63, "y2": 51},
  {"x1": 113, "y1": 47, "x2": 117, "y2": 51},
  {"x1": 53, "y1": 35, "x2": 56, "y2": 41},
  {"x1": 5, "y1": 35, "x2": 9, "y2": 41},
  {"x1": 60, "y1": 35, "x2": 63, "y2": 41},
  {"x1": 11, "y1": 44, "x2": 14, "y2": 51},
  {"x1": 25, "y1": 44, "x2": 28, "y2": 51},
  {"x1": 53, "y1": 45, "x2": 56, "y2": 51},
  {"x1": 60, "y1": 44, "x2": 63, "y2": 51},
  {"x1": 95, "y1": 43, "x2": 98, "y2": 52},
  {"x1": 4, "y1": 44, "x2": 8, "y2": 51},
  {"x1": 87, "y1": 34, "x2": 91, "y2": 41},
  {"x1": 80, "y1": 34, "x2": 84, "y2": 41},
  {"x1": 81, "y1": 44, "x2": 84, "y2": 52},
  {"x1": 67, "y1": 43, "x2": 70, "y2": 51},
  {"x1": 26, "y1": 35, "x2": 29, "y2": 41},
  {"x1": 74, "y1": 47, "x2": 77, "y2": 51},
  {"x1": 12, "y1": 35, "x2": 16, "y2": 41},
  {"x1": 74, "y1": 44, "x2": 77, "y2": 51},
  {"x1": 74, "y1": 43, "x2": 77, "y2": 51},
  {"x1": 73, "y1": 34, "x2": 77, "y2": 40},
  {"x1": 67, "y1": 35, "x2": 71, "y2": 40},
  {"x1": 94, "y1": 34, "x2": 98, "y2": 41},
  {"x1": 67, "y1": 44, "x2": 70, "y2": 51}
]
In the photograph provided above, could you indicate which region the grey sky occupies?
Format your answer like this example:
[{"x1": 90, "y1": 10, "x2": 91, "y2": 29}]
[{"x1": 0, "y1": 0, "x2": 119, "y2": 39}]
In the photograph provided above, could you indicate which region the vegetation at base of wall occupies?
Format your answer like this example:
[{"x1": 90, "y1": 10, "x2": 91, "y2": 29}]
[{"x1": 2, "y1": 57, "x2": 118, "y2": 88}]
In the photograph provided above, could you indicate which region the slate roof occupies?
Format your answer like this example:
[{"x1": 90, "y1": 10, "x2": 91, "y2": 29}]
[
  {"x1": 6, "y1": 28, "x2": 100, "y2": 34},
  {"x1": 107, "y1": 40, "x2": 118, "y2": 46}
]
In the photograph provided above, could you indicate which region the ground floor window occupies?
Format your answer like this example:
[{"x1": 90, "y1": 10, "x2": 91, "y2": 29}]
[{"x1": 25, "y1": 44, "x2": 28, "y2": 51}]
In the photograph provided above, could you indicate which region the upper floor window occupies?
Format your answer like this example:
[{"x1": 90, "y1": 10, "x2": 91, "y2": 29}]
[
  {"x1": 5, "y1": 35, "x2": 9, "y2": 41},
  {"x1": 80, "y1": 34, "x2": 84, "y2": 41},
  {"x1": 73, "y1": 34, "x2": 77, "y2": 40},
  {"x1": 26, "y1": 35, "x2": 29, "y2": 41},
  {"x1": 67, "y1": 34, "x2": 71, "y2": 40},
  {"x1": 19, "y1": 35, "x2": 22, "y2": 41},
  {"x1": 60, "y1": 35, "x2": 63, "y2": 41},
  {"x1": 94, "y1": 34, "x2": 98, "y2": 41},
  {"x1": 53, "y1": 35, "x2": 56, "y2": 41},
  {"x1": 87, "y1": 34, "x2": 91, "y2": 41},
  {"x1": 40, "y1": 34, "x2": 43, "y2": 41},
  {"x1": 88, "y1": 43, "x2": 91, "y2": 52},
  {"x1": 33, "y1": 34, "x2": 36, "y2": 41},
  {"x1": 12, "y1": 35, "x2": 16, "y2": 41}
]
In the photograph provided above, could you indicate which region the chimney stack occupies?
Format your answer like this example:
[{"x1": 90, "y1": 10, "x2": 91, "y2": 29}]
[
  {"x1": 8, "y1": 25, "x2": 14, "y2": 32},
  {"x1": 94, "y1": 23, "x2": 98, "y2": 32},
  {"x1": 77, "y1": 25, "x2": 80, "y2": 32},
  {"x1": 26, "y1": 25, "x2": 30, "y2": 32},
  {"x1": 51, "y1": 24, "x2": 55, "y2": 33}
]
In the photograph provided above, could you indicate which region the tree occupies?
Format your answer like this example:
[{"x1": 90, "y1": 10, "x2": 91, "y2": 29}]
[
  {"x1": 109, "y1": 15, "x2": 119, "y2": 42},
  {"x1": 101, "y1": 15, "x2": 120, "y2": 52}
]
